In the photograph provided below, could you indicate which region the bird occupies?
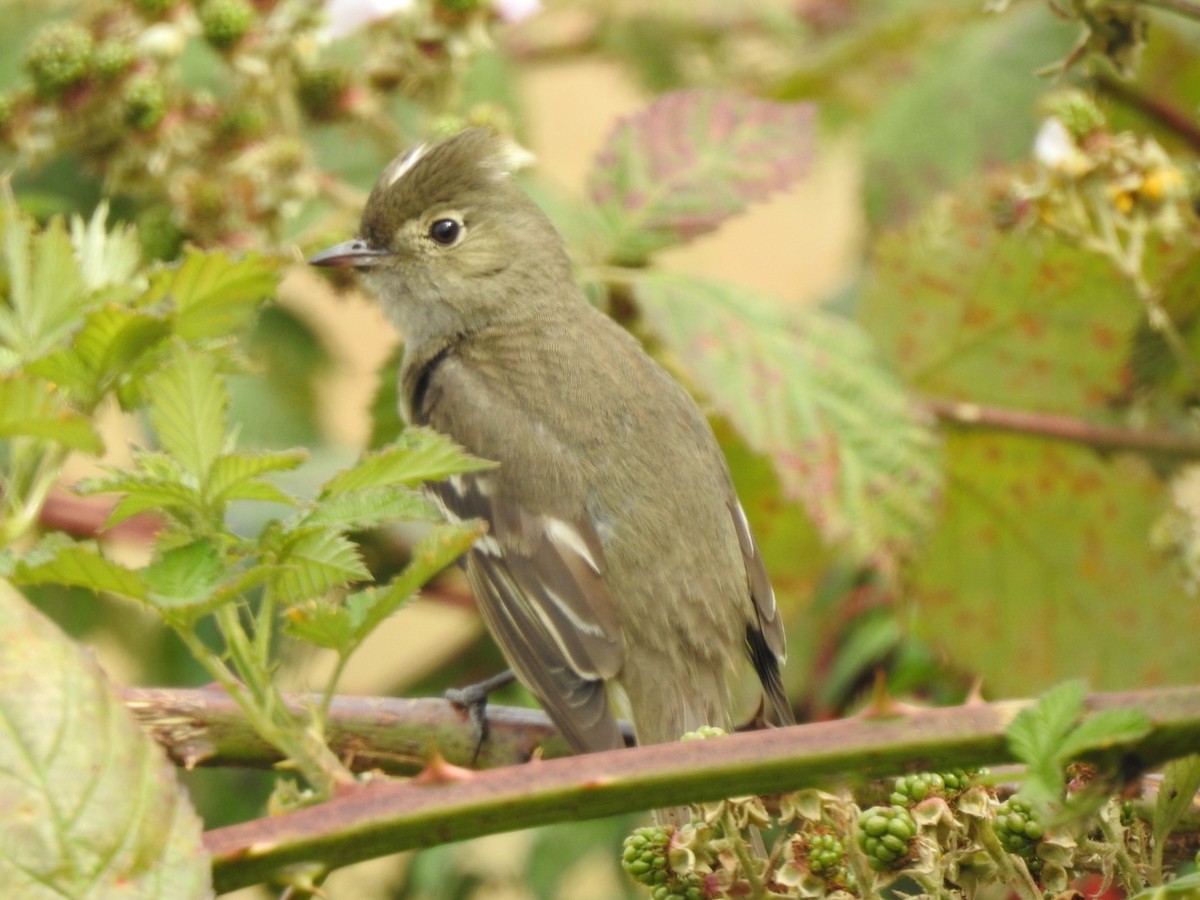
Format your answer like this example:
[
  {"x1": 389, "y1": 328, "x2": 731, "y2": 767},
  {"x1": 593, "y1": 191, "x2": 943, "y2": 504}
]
[{"x1": 309, "y1": 126, "x2": 792, "y2": 773}]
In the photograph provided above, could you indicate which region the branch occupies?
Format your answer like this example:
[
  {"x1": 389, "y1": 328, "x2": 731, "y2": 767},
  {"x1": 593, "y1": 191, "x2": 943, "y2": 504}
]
[
  {"x1": 1136, "y1": 0, "x2": 1200, "y2": 20},
  {"x1": 924, "y1": 397, "x2": 1200, "y2": 459},
  {"x1": 205, "y1": 685, "x2": 1200, "y2": 892},
  {"x1": 1093, "y1": 72, "x2": 1200, "y2": 155},
  {"x1": 121, "y1": 686, "x2": 607, "y2": 773}
]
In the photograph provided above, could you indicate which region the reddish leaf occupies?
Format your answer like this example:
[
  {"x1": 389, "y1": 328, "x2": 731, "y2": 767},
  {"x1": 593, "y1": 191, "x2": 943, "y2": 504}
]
[{"x1": 589, "y1": 90, "x2": 816, "y2": 264}]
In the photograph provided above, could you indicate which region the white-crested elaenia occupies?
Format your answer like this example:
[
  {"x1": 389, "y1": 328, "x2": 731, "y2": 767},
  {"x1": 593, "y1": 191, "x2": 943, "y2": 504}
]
[{"x1": 310, "y1": 128, "x2": 792, "y2": 783}]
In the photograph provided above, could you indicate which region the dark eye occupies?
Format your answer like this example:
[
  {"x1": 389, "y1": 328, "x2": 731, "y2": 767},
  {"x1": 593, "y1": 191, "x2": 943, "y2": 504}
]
[{"x1": 429, "y1": 218, "x2": 462, "y2": 245}]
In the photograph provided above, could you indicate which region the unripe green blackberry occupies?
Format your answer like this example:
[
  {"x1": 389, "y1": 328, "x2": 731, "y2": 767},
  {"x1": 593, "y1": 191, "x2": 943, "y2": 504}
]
[
  {"x1": 217, "y1": 103, "x2": 267, "y2": 142},
  {"x1": 198, "y1": 0, "x2": 256, "y2": 50},
  {"x1": 25, "y1": 22, "x2": 94, "y2": 98},
  {"x1": 802, "y1": 830, "x2": 848, "y2": 883},
  {"x1": 621, "y1": 826, "x2": 704, "y2": 899},
  {"x1": 131, "y1": 0, "x2": 177, "y2": 16},
  {"x1": 889, "y1": 768, "x2": 981, "y2": 805},
  {"x1": 994, "y1": 796, "x2": 1044, "y2": 864},
  {"x1": 137, "y1": 205, "x2": 185, "y2": 262},
  {"x1": 122, "y1": 75, "x2": 167, "y2": 130},
  {"x1": 857, "y1": 805, "x2": 916, "y2": 871},
  {"x1": 622, "y1": 825, "x2": 672, "y2": 888},
  {"x1": 296, "y1": 64, "x2": 350, "y2": 121},
  {"x1": 93, "y1": 40, "x2": 135, "y2": 79}
]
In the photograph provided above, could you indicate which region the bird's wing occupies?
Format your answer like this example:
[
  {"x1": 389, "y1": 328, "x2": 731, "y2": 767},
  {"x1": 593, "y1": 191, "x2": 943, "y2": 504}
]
[
  {"x1": 412, "y1": 353, "x2": 626, "y2": 753},
  {"x1": 728, "y1": 499, "x2": 794, "y2": 726}
]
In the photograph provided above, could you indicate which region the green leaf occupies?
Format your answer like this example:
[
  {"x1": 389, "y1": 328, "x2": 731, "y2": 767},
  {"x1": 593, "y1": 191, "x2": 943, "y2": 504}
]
[
  {"x1": 69, "y1": 201, "x2": 145, "y2": 297},
  {"x1": 284, "y1": 522, "x2": 481, "y2": 652},
  {"x1": 0, "y1": 372, "x2": 103, "y2": 453},
  {"x1": 1152, "y1": 756, "x2": 1200, "y2": 858},
  {"x1": 1130, "y1": 872, "x2": 1200, "y2": 899},
  {"x1": 142, "y1": 540, "x2": 224, "y2": 610},
  {"x1": 146, "y1": 341, "x2": 228, "y2": 483},
  {"x1": 320, "y1": 428, "x2": 495, "y2": 498},
  {"x1": 860, "y1": 190, "x2": 1145, "y2": 417},
  {"x1": 206, "y1": 449, "x2": 307, "y2": 504},
  {"x1": 0, "y1": 199, "x2": 86, "y2": 358},
  {"x1": 861, "y1": 191, "x2": 1200, "y2": 693},
  {"x1": 30, "y1": 306, "x2": 172, "y2": 406},
  {"x1": 1007, "y1": 680, "x2": 1087, "y2": 804},
  {"x1": 303, "y1": 485, "x2": 437, "y2": 530},
  {"x1": 861, "y1": 5, "x2": 1076, "y2": 227},
  {"x1": 348, "y1": 522, "x2": 481, "y2": 642},
  {"x1": 1055, "y1": 708, "x2": 1150, "y2": 762},
  {"x1": 0, "y1": 589, "x2": 212, "y2": 897},
  {"x1": 142, "y1": 248, "x2": 278, "y2": 340},
  {"x1": 12, "y1": 541, "x2": 148, "y2": 602},
  {"x1": 271, "y1": 526, "x2": 370, "y2": 602},
  {"x1": 633, "y1": 270, "x2": 941, "y2": 566},
  {"x1": 589, "y1": 90, "x2": 816, "y2": 264}
]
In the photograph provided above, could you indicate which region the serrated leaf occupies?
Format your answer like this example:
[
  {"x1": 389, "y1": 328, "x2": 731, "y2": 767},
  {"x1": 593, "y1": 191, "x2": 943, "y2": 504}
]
[
  {"x1": 29, "y1": 306, "x2": 172, "y2": 407},
  {"x1": 143, "y1": 249, "x2": 278, "y2": 340},
  {"x1": 1055, "y1": 708, "x2": 1151, "y2": 762},
  {"x1": 320, "y1": 428, "x2": 495, "y2": 498},
  {"x1": 272, "y1": 527, "x2": 370, "y2": 602},
  {"x1": 284, "y1": 597, "x2": 356, "y2": 651},
  {"x1": 349, "y1": 522, "x2": 481, "y2": 641},
  {"x1": 1153, "y1": 756, "x2": 1200, "y2": 862},
  {"x1": 284, "y1": 522, "x2": 481, "y2": 653},
  {"x1": 13, "y1": 541, "x2": 147, "y2": 602},
  {"x1": 206, "y1": 449, "x2": 307, "y2": 504},
  {"x1": 147, "y1": 341, "x2": 228, "y2": 483},
  {"x1": 861, "y1": 190, "x2": 1200, "y2": 693},
  {"x1": 1007, "y1": 680, "x2": 1086, "y2": 803},
  {"x1": 75, "y1": 463, "x2": 202, "y2": 529},
  {"x1": 0, "y1": 372, "x2": 103, "y2": 454},
  {"x1": 69, "y1": 201, "x2": 145, "y2": 297},
  {"x1": 142, "y1": 540, "x2": 224, "y2": 610},
  {"x1": 0, "y1": 587, "x2": 212, "y2": 897},
  {"x1": 1, "y1": 199, "x2": 87, "y2": 359},
  {"x1": 207, "y1": 562, "x2": 282, "y2": 609},
  {"x1": 303, "y1": 485, "x2": 437, "y2": 530},
  {"x1": 589, "y1": 90, "x2": 815, "y2": 264},
  {"x1": 633, "y1": 270, "x2": 940, "y2": 566}
]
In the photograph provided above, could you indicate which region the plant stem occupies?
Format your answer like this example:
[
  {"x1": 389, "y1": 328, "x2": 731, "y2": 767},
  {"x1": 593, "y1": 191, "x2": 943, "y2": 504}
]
[
  {"x1": 975, "y1": 821, "x2": 1042, "y2": 900},
  {"x1": 0, "y1": 440, "x2": 70, "y2": 547},
  {"x1": 1096, "y1": 810, "x2": 1145, "y2": 894},
  {"x1": 210, "y1": 604, "x2": 355, "y2": 794}
]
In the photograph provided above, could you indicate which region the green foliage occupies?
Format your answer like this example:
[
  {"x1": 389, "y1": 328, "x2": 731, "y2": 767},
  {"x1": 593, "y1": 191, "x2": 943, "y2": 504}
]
[
  {"x1": 633, "y1": 269, "x2": 940, "y2": 568},
  {"x1": 0, "y1": 585, "x2": 211, "y2": 896},
  {"x1": 0, "y1": 198, "x2": 491, "y2": 805},
  {"x1": 1007, "y1": 680, "x2": 1150, "y2": 808}
]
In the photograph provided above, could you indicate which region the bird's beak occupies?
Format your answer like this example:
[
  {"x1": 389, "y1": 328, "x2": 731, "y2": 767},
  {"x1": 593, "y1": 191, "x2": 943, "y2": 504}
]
[{"x1": 308, "y1": 239, "x2": 392, "y2": 269}]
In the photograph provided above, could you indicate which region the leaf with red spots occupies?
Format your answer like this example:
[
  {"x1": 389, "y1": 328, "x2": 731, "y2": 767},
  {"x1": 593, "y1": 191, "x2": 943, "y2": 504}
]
[
  {"x1": 859, "y1": 189, "x2": 1200, "y2": 692},
  {"x1": 589, "y1": 90, "x2": 816, "y2": 265},
  {"x1": 634, "y1": 270, "x2": 941, "y2": 570}
]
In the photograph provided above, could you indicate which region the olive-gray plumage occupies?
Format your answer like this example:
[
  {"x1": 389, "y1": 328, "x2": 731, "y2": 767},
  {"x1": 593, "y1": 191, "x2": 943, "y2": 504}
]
[{"x1": 310, "y1": 127, "x2": 790, "y2": 763}]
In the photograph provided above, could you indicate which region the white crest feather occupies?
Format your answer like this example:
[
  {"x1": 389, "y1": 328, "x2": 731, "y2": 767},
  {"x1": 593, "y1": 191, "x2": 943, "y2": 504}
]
[{"x1": 383, "y1": 142, "x2": 428, "y2": 188}]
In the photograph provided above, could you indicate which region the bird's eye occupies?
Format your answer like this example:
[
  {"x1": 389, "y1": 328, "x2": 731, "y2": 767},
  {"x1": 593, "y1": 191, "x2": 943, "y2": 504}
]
[{"x1": 428, "y1": 218, "x2": 463, "y2": 246}]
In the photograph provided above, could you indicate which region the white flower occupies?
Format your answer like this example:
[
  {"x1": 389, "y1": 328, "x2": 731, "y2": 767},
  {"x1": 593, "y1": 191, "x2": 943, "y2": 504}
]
[
  {"x1": 1033, "y1": 116, "x2": 1090, "y2": 176},
  {"x1": 492, "y1": 0, "x2": 541, "y2": 23},
  {"x1": 319, "y1": 0, "x2": 415, "y2": 42}
]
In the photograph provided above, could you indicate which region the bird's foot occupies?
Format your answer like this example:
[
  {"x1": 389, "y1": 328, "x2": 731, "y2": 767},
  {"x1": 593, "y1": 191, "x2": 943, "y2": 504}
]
[{"x1": 445, "y1": 669, "x2": 517, "y2": 765}]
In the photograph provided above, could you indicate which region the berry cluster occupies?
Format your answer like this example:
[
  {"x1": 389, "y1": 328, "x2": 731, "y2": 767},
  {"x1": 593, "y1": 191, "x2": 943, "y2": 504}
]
[
  {"x1": 621, "y1": 826, "x2": 707, "y2": 900},
  {"x1": 855, "y1": 805, "x2": 917, "y2": 872}
]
